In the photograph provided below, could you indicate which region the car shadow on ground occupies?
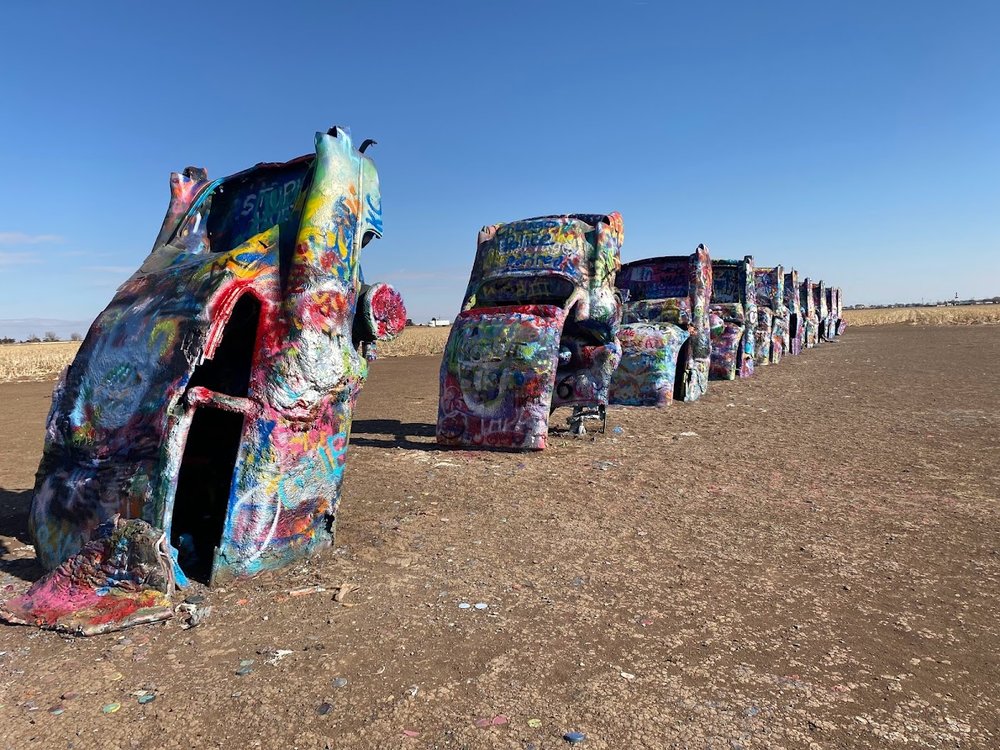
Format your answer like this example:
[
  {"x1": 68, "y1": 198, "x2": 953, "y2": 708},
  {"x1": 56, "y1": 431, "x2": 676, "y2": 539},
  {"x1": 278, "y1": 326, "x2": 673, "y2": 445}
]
[
  {"x1": 0, "y1": 488, "x2": 44, "y2": 584},
  {"x1": 349, "y1": 419, "x2": 442, "y2": 451}
]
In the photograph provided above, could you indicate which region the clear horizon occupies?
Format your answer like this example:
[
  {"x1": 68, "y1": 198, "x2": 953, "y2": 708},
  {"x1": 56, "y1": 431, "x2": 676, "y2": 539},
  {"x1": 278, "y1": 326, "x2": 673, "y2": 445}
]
[{"x1": 1, "y1": 1, "x2": 998, "y2": 333}]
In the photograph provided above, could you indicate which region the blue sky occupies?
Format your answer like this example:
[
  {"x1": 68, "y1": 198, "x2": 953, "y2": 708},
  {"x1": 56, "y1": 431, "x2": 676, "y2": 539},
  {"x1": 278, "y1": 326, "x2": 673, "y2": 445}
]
[{"x1": 1, "y1": 1, "x2": 998, "y2": 335}]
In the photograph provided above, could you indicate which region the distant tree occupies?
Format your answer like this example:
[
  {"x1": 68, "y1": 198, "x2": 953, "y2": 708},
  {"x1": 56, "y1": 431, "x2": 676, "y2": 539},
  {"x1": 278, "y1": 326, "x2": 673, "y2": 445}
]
[
  {"x1": 0, "y1": 336, "x2": 15, "y2": 344},
  {"x1": 43, "y1": 331, "x2": 60, "y2": 342},
  {"x1": 70, "y1": 332, "x2": 83, "y2": 341},
  {"x1": 405, "y1": 318, "x2": 414, "y2": 327},
  {"x1": 26, "y1": 334, "x2": 41, "y2": 343}
]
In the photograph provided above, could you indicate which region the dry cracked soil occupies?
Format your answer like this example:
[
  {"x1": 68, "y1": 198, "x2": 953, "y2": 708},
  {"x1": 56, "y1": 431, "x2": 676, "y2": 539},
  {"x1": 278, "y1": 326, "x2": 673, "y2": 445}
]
[{"x1": 0, "y1": 325, "x2": 998, "y2": 749}]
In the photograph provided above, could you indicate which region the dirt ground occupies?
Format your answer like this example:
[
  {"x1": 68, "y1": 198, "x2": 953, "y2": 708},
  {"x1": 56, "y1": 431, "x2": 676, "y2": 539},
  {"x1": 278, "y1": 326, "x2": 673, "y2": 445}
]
[{"x1": 1, "y1": 325, "x2": 998, "y2": 749}]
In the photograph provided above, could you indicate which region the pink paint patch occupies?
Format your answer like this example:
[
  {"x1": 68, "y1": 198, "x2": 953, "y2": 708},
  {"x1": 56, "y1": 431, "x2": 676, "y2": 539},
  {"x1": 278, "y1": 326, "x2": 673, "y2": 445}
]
[
  {"x1": 369, "y1": 283, "x2": 407, "y2": 339},
  {"x1": 0, "y1": 518, "x2": 173, "y2": 636}
]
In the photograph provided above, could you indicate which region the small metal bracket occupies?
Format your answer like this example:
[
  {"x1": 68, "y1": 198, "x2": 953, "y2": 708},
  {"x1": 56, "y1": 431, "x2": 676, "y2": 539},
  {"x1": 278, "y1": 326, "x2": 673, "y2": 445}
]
[{"x1": 567, "y1": 405, "x2": 607, "y2": 436}]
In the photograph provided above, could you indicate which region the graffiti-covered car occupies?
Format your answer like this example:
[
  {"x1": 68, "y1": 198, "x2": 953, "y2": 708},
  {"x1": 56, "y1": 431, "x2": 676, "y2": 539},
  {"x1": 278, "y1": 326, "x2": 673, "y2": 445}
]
[
  {"x1": 813, "y1": 281, "x2": 829, "y2": 340},
  {"x1": 834, "y1": 287, "x2": 847, "y2": 335},
  {"x1": 783, "y1": 269, "x2": 804, "y2": 356},
  {"x1": 826, "y1": 287, "x2": 846, "y2": 338},
  {"x1": 436, "y1": 213, "x2": 623, "y2": 450},
  {"x1": 825, "y1": 287, "x2": 837, "y2": 339},
  {"x1": 754, "y1": 265, "x2": 787, "y2": 365},
  {"x1": 708, "y1": 256, "x2": 757, "y2": 379},
  {"x1": 28, "y1": 128, "x2": 405, "y2": 588},
  {"x1": 608, "y1": 246, "x2": 712, "y2": 406},
  {"x1": 800, "y1": 277, "x2": 819, "y2": 348}
]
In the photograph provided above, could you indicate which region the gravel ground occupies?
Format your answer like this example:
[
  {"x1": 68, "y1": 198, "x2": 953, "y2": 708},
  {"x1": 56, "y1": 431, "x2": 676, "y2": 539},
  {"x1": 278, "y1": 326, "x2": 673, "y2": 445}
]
[{"x1": 0, "y1": 325, "x2": 997, "y2": 749}]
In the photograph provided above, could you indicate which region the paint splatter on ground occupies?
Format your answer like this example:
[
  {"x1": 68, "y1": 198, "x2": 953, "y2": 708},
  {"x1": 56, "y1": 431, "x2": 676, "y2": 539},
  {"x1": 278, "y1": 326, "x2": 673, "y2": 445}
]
[{"x1": 0, "y1": 325, "x2": 998, "y2": 749}]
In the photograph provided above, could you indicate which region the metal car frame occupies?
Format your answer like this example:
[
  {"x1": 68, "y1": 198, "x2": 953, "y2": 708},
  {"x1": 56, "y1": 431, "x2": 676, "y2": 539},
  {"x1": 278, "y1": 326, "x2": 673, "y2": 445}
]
[
  {"x1": 783, "y1": 269, "x2": 804, "y2": 356},
  {"x1": 813, "y1": 280, "x2": 830, "y2": 341},
  {"x1": 800, "y1": 277, "x2": 819, "y2": 348},
  {"x1": 753, "y1": 265, "x2": 787, "y2": 365},
  {"x1": 834, "y1": 287, "x2": 847, "y2": 335},
  {"x1": 436, "y1": 213, "x2": 623, "y2": 449},
  {"x1": 28, "y1": 128, "x2": 403, "y2": 585},
  {"x1": 608, "y1": 245, "x2": 713, "y2": 406},
  {"x1": 708, "y1": 256, "x2": 757, "y2": 379}
]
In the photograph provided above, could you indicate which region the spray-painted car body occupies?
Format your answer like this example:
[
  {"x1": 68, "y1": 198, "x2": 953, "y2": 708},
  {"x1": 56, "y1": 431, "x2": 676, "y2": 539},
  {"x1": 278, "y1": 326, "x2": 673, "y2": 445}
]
[
  {"x1": 29, "y1": 128, "x2": 405, "y2": 585},
  {"x1": 437, "y1": 213, "x2": 623, "y2": 450},
  {"x1": 825, "y1": 287, "x2": 837, "y2": 339},
  {"x1": 609, "y1": 246, "x2": 712, "y2": 406},
  {"x1": 753, "y1": 266, "x2": 787, "y2": 365},
  {"x1": 834, "y1": 287, "x2": 847, "y2": 336},
  {"x1": 708, "y1": 256, "x2": 757, "y2": 379},
  {"x1": 800, "y1": 278, "x2": 819, "y2": 348},
  {"x1": 827, "y1": 287, "x2": 845, "y2": 338},
  {"x1": 813, "y1": 281, "x2": 829, "y2": 340},
  {"x1": 783, "y1": 269, "x2": 804, "y2": 356}
]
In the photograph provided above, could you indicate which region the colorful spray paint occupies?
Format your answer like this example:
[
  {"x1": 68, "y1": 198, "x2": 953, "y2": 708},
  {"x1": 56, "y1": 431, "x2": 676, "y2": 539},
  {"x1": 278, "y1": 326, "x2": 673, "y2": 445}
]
[
  {"x1": 708, "y1": 256, "x2": 756, "y2": 380},
  {"x1": 437, "y1": 213, "x2": 623, "y2": 449},
  {"x1": 27, "y1": 128, "x2": 404, "y2": 590},
  {"x1": 2, "y1": 518, "x2": 175, "y2": 635},
  {"x1": 824, "y1": 287, "x2": 836, "y2": 340},
  {"x1": 609, "y1": 245, "x2": 713, "y2": 405},
  {"x1": 826, "y1": 287, "x2": 846, "y2": 339},
  {"x1": 813, "y1": 281, "x2": 829, "y2": 340},
  {"x1": 834, "y1": 287, "x2": 847, "y2": 336},
  {"x1": 799, "y1": 278, "x2": 819, "y2": 348},
  {"x1": 783, "y1": 269, "x2": 803, "y2": 356},
  {"x1": 754, "y1": 266, "x2": 786, "y2": 365}
]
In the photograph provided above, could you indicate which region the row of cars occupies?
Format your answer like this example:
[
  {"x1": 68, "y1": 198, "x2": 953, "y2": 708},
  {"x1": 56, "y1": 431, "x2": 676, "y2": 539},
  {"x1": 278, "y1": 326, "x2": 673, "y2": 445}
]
[
  {"x1": 436, "y1": 212, "x2": 846, "y2": 450},
  {"x1": 13, "y1": 134, "x2": 844, "y2": 607}
]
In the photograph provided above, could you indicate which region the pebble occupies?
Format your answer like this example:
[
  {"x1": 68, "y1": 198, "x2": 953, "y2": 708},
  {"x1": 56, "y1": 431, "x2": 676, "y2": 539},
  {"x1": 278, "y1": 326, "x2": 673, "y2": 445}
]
[
  {"x1": 317, "y1": 702, "x2": 333, "y2": 715},
  {"x1": 102, "y1": 702, "x2": 121, "y2": 714},
  {"x1": 49, "y1": 706, "x2": 64, "y2": 715},
  {"x1": 564, "y1": 731, "x2": 586, "y2": 744},
  {"x1": 474, "y1": 602, "x2": 488, "y2": 610},
  {"x1": 333, "y1": 677, "x2": 349, "y2": 688},
  {"x1": 527, "y1": 718, "x2": 542, "y2": 728},
  {"x1": 236, "y1": 666, "x2": 253, "y2": 676},
  {"x1": 137, "y1": 692, "x2": 156, "y2": 705},
  {"x1": 458, "y1": 602, "x2": 471, "y2": 610}
]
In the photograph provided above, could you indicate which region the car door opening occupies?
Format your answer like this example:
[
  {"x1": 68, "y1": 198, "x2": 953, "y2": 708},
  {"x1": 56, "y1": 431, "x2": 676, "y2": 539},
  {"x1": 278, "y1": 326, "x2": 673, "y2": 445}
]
[{"x1": 170, "y1": 293, "x2": 261, "y2": 581}]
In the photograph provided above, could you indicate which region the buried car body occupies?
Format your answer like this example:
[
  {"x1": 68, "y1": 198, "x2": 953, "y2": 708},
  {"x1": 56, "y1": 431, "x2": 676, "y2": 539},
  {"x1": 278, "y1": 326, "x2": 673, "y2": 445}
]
[
  {"x1": 436, "y1": 213, "x2": 623, "y2": 450},
  {"x1": 609, "y1": 246, "x2": 713, "y2": 406},
  {"x1": 28, "y1": 128, "x2": 405, "y2": 586}
]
